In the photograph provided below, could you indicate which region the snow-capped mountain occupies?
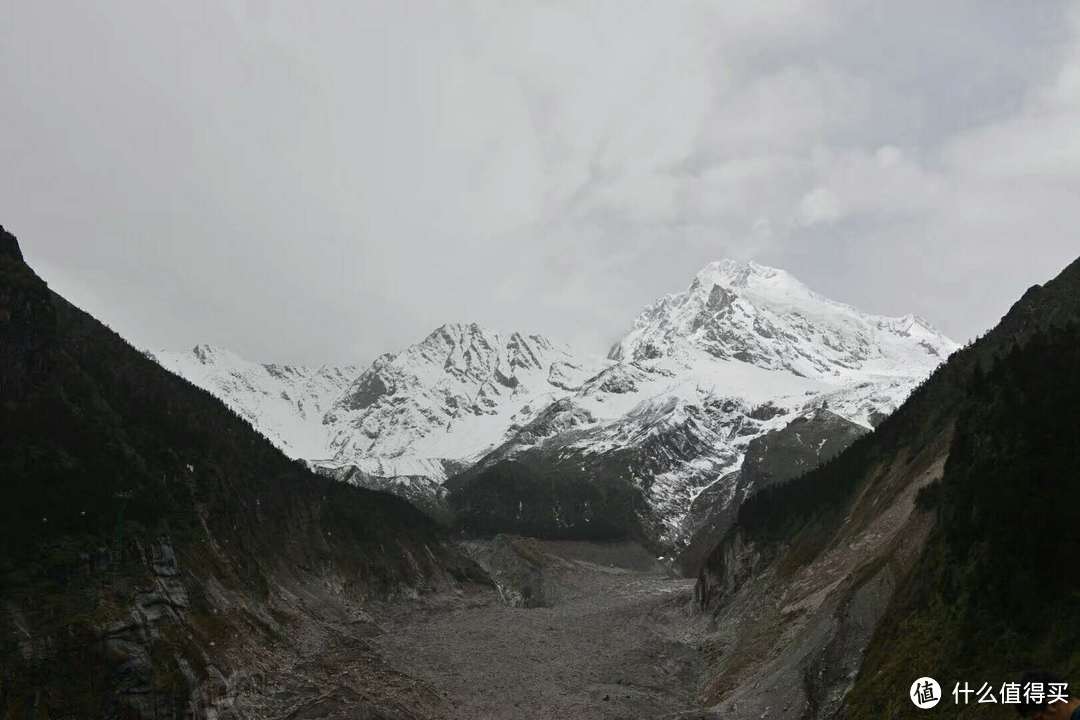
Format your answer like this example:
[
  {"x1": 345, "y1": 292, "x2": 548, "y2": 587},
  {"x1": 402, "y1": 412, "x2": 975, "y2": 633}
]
[
  {"x1": 611, "y1": 259, "x2": 952, "y2": 380},
  {"x1": 153, "y1": 260, "x2": 958, "y2": 553},
  {"x1": 149, "y1": 344, "x2": 360, "y2": 458},
  {"x1": 448, "y1": 261, "x2": 957, "y2": 550},
  {"x1": 320, "y1": 323, "x2": 602, "y2": 479},
  {"x1": 151, "y1": 326, "x2": 603, "y2": 476}
]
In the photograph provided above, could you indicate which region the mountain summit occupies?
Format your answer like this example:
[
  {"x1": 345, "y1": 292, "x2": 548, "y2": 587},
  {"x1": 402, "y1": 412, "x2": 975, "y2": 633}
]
[
  {"x1": 610, "y1": 259, "x2": 954, "y2": 380},
  {"x1": 323, "y1": 322, "x2": 598, "y2": 479}
]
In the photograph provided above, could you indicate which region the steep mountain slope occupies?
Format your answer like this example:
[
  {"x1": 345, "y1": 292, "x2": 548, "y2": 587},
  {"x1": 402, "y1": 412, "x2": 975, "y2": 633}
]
[
  {"x1": 0, "y1": 226, "x2": 482, "y2": 719},
  {"x1": 691, "y1": 254, "x2": 1080, "y2": 719},
  {"x1": 153, "y1": 326, "x2": 602, "y2": 484},
  {"x1": 678, "y1": 408, "x2": 867, "y2": 575},
  {"x1": 846, "y1": 322, "x2": 1080, "y2": 719}
]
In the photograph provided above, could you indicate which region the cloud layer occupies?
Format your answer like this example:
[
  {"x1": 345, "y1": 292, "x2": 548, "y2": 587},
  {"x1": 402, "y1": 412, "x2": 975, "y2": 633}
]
[{"x1": 2, "y1": 1, "x2": 1078, "y2": 362}]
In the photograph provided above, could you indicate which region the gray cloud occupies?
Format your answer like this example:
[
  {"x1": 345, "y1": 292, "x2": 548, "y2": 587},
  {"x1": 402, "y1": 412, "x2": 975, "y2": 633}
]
[{"x1": 2, "y1": 0, "x2": 1078, "y2": 364}]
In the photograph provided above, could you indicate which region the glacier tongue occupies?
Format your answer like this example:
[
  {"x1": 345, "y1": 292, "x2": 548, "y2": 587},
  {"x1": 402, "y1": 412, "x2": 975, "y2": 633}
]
[{"x1": 151, "y1": 261, "x2": 958, "y2": 551}]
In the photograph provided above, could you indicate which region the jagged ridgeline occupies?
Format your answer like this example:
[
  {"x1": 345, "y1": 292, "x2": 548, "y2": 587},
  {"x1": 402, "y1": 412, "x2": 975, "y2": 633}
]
[
  {"x1": 694, "y1": 254, "x2": 1080, "y2": 718},
  {"x1": 156, "y1": 260, "x2": 956, "y2": 557},
  {"x1": 0, "y1": 226, "x2": 481, "y2": 718}
]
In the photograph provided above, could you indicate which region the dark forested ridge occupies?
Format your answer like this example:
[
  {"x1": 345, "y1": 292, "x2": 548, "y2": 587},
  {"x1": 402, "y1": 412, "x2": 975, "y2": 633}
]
[
  {"x1": 844, "y1": 323, "x2": 1080, "y2": 718},
  {"x1": 0, "y1": 225, "x2": 482, "y2": 719},
  {"x1": 731, "y1": 255, "x2": 1080, "y2": 553},
  {"x1": 446, "y1": 446, "x2": 657, "y2": 545}
]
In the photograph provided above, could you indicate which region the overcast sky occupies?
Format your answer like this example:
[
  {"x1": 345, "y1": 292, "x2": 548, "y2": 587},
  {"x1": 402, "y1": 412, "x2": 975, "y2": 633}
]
[{"x1": 3, "y1": 1, "x2": 1079, "y2": 365}]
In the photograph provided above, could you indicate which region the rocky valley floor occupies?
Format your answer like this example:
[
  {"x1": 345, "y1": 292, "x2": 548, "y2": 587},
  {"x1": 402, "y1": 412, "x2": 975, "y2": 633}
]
[{"x1": 369, "y1": 539, "x2": 705, "y2": 720}]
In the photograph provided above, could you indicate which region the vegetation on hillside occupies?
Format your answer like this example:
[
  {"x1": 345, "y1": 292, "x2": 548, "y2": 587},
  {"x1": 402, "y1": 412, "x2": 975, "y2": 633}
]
[
  {"x1": 845, "y1": 323, "x2": 1080, "y2": 718},
  {"x1": 731, "y1": 256, "x2": 1080, "y2": 560},
  {"x1": 0, "y1": 227, "x2": 476, "y2": 718},
  {"x1": 695, "y1": 254, "x2": 1080, "y2": 717},
  {"x1": 448, "y1": 448, "x2": 655, "y2": 544}
]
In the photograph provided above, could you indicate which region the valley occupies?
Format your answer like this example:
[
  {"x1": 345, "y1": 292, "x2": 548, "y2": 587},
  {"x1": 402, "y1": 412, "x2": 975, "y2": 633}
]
[
  {"x1": 370, "y1": 538, "x2": 703, "y2": 720},
  {"x1": 5, "y1": 2, "x2": 1080, "y2": 717},
  {"x1": 5, "y1": 220, "x2": 1079, "y2": 720}
]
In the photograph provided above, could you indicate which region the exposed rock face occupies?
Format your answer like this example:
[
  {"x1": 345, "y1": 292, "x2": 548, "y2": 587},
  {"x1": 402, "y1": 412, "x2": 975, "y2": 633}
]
[
  {"x1": 691, "y1": 437, "x2": 948, "y2": 719},
  {"x1": 323, "y1": 324, "x2": 597, "y2": 479},
  {"x1": 679, "y1": 409, "x2": 867, "y2": 575},
  {"x1": 0, "y1": 228, "x2": 484, "y2": 719},
  {"x1": 447, "y1": 394, "x2": 762, "y2": 549}
]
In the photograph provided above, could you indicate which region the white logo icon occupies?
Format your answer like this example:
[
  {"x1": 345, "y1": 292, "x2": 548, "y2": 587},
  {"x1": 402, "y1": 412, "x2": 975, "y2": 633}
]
[{"x1": 911, "y1": 677, "x2": 942, "y2": 709}]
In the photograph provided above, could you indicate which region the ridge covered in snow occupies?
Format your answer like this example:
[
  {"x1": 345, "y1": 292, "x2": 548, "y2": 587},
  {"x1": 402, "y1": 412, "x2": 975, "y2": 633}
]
[
  {"x1": 611, "y1": 259, "x2": 952, "y2": 379},
  {"x1": 320, "y1": 322, "x2": 603, "y2": 479},
  {"x1": 150, "y1": 344, "x2": 359, "y2": 459},
  {"x1": 153, "y1": 260, "x2": 958, "y2": 549}
]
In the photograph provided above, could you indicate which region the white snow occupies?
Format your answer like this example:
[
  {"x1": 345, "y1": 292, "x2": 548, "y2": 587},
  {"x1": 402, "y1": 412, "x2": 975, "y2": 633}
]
[
  {"x1": 151, "y1": 260, "x2": 958, "y2": 543},
  {"x1": 149, "y1": 344, "x2": 359, "y2": 459}
]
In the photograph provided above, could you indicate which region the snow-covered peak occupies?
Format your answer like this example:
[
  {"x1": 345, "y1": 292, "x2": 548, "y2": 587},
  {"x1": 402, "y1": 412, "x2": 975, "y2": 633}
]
[
  {"x1": 610, "y1": 260, "x2": 958, "y2": 380},
  {"x1": 404, "y1": 322, "x2": 560, "y2": 385},
  {"x1": 155, "y1": 262, "x2": 957, "y2": 550},
  {"x1": 692, "y1": 259, "x2": 803, "y2": 293},
  {"x1": 323, "y1": 322, "x2": 603, "y2": 477},
  {"x1": 337, "y1": 323, "x2": 579, "y2": 411}
]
